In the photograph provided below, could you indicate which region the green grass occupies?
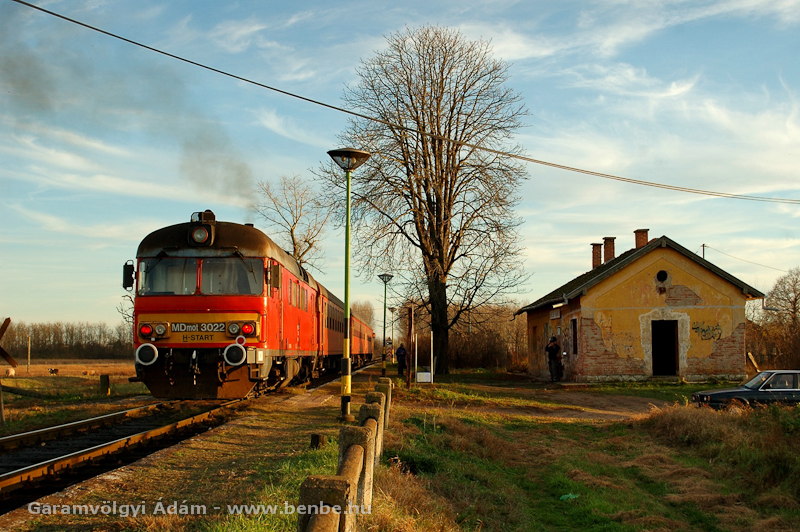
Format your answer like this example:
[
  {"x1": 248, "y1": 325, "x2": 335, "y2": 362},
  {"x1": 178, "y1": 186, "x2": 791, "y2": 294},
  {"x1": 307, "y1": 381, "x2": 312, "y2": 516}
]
[
  {"x1": 395, "y1": 382, "x2": 598, "y2": 413},
  {"x1": 205, "y1": 439, "x2": 339, "y2": 532},
  {"x1": 422, "y1": 367, "x2": 533, "y2": 385},
  {"x1": 0, "y1": 377, "x2": 150, "y2": 436},
  {"x1": 373, "y1": 400, "x2": 800, "y2": 531},
  {"x1": 2, "y1": 376, "x2": 147, "y2": 403},
  {"x1": 392, "y1": 366, "x2": 742, "y2": 404},
  {"x1": 588, "y1": 380, "x2": 739, "y2": 403}
]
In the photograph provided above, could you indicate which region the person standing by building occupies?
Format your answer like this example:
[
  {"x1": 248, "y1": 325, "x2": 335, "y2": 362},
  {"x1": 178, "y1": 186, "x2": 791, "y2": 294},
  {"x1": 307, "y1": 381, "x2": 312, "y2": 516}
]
[{"x1": 545, "y1": 337, "x2": 561, "y2": 382}]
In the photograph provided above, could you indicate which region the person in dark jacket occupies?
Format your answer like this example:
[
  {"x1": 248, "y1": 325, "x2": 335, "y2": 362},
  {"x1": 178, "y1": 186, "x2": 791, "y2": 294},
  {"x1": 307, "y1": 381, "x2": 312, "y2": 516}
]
[
  {"x1": 395, "y1": 343, "x2": 407, "y2": 375},
  {"x1": 545, "y1": 337, "x2": 561, "y2": 382}
]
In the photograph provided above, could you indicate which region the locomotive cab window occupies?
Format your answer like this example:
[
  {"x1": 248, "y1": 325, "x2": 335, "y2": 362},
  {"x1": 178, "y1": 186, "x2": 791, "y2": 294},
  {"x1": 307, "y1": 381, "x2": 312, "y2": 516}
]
[
  {"x1": 201, "y1": 258, "x2": 264, "y2": 295},
  {"x1": 138, "y1": 258, "x2": 198, "y2": 295}
]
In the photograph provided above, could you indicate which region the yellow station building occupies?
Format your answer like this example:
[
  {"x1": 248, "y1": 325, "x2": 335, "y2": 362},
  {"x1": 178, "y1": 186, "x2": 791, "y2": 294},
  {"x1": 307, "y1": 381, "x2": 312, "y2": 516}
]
[{"x1": 516, "y1": 230, "x2": 764, "y2": 382}]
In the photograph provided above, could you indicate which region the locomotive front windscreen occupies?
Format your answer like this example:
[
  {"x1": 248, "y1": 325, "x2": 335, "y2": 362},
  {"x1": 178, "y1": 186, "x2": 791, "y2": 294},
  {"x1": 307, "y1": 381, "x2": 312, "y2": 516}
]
[
  {"x1": 138, "y1": 258, "x2": 197, "y2": 295},
  {"x1": 200, "y1": 258, "x2": 263, "y2": 295}
]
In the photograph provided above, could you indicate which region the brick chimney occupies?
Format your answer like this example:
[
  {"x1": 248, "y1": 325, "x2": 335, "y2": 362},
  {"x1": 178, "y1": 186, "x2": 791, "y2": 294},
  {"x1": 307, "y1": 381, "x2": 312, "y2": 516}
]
[
  {"x1": 603, "y1": 237, "x2": 616, "y2": 263},
  {"x1": 591, "y1": 243, "x2": 602, "y2": 269},
  {"x1": 634, "y1": 228, "x2": 649, "y2": 249}
]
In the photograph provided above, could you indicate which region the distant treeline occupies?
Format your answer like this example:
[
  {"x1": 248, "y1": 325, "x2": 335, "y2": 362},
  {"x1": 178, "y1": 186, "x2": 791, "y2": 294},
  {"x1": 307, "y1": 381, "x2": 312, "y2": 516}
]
[{"x1": 0, "y1": 320, "x2": 133, "y2": 359}]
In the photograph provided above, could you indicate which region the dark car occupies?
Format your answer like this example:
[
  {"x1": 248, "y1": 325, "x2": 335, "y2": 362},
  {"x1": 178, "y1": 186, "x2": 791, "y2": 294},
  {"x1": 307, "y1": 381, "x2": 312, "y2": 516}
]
[{"x1": 692, "y1": 370, "x2": 800, "y2": 409}]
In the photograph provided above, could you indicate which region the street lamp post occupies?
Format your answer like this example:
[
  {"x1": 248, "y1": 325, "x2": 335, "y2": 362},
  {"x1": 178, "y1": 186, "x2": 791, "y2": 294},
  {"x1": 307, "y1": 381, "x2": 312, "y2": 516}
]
[
  {"x1": 388, "y1": 307, "x2": 396, "y2": 363},
  {"x1": 378, "y1": 273, "x2": 393, "y2": 377},
  {"x1": 328, "y1": 148, "x2": 371, "y2": 422}
]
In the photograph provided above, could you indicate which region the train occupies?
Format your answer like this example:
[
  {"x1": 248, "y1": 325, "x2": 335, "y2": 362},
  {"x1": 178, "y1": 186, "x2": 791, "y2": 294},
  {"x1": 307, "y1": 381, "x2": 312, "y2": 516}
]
[{"x1": 123, "y1": 210, "x2": 374, "y2": 399}]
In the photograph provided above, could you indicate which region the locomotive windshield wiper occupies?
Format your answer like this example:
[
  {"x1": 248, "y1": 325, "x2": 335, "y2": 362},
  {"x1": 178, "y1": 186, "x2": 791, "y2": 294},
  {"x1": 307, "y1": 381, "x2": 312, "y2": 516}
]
[
  {"x1": 232, "y1": 250, "x2": 255, "y2": 274},
  {"x1": 144, "y1": 250, "x2": 171, "y2": 273}
]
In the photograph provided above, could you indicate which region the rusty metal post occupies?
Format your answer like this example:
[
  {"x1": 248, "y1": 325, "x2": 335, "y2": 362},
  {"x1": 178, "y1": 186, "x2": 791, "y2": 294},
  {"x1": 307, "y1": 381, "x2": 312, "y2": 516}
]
[
  {"x1": 99, "y1": 374, "x2": 110, "y2": 396},
  {"x1": 310, "y1": 434, "x2": 328, "y2": 449},
  {"x1": 406, "y1": 306, "x2": 414, "y2": 388},
  {"x1": 0, "y1": 379, "x2": 4, "y2": 426}
]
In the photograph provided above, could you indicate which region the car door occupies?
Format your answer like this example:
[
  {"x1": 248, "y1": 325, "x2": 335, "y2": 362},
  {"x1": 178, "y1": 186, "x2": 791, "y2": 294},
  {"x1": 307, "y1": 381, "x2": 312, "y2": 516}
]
[
  {"x1": 761, "y1": 373, "x2": 794, "y2": 404},
  {"x1": 790, "y1": 374, "x2": 800, "y2": 404}
]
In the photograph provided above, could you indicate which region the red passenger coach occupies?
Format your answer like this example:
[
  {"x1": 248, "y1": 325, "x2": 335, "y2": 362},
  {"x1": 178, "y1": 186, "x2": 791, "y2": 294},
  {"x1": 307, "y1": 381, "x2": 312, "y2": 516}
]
[{"x1": 123, "y1": 210, "x2": 373, "y2": 399}]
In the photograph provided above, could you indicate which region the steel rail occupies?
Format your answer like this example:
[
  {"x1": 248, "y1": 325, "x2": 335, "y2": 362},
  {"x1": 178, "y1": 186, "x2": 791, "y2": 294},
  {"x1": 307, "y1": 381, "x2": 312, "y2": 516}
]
[
  {"x1": 0, "y1": 401, "x2": 177, "y2": 453},
  {"x1": 0, "y1": 358, "x2": 375, "y2": 494},
  {"x1": 0, "y1": 399, "x2": 242, "y2": 493}
]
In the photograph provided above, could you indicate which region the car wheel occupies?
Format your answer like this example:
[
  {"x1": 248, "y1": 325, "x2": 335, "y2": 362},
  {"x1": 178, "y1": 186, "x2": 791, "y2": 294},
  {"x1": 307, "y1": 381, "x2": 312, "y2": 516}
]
[{"x1": 725, "y1": 398, "x2": 748, "y2": 414}]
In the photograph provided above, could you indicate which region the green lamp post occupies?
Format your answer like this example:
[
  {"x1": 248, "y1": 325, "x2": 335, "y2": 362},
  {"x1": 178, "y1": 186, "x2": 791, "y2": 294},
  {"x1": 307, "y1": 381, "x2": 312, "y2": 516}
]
[
  {"x1": 378, "y1": 273, "x2": 393, "y2": 377},
  {"x1": 328, "y1": 147, "x2": 371, "y2": 422}
]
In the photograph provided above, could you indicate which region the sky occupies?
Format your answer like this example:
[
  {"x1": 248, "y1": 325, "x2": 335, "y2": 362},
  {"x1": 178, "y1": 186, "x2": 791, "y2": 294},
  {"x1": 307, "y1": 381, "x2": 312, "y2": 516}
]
[{"x1": 1, "y1": 0, "x2": 799, "y2": 328}]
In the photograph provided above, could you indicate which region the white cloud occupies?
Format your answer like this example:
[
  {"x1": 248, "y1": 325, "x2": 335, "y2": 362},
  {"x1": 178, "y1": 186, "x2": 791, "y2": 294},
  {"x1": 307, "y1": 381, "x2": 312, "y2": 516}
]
[
  {"x1": 253, "y1": 108, "x2": 331, "y2": 148},
  {"x1": 461, "y1": 0, "x2": 800, "y2": 62},
  {"x1": 285, "y1": 11, "x2": 315, "y2": 27},
  {"x1": 563, "y1": 63, "x2": 698, "y2": 99},
  {"x1": 7, "y1": 135, "x2": 106, "y2": 174},
  {"x1": 9, "y1": 204, "x2": 155, "y2": 241},
  {"x1": 211, "y1": 18, "x2": 272, "y2": 53},
  {"x1": 0, "y1": 118, "x2": 131, "y2": 157}
]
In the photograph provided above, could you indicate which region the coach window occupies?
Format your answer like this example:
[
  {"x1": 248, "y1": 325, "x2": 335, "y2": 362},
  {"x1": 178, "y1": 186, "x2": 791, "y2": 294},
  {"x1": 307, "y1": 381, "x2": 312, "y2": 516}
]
[
  {"x1": 138, "y1": 258, "x2": 197, "y2": 295},
  {"x1": 200, "y1": 258, "x2": 263, "y2": 295}
]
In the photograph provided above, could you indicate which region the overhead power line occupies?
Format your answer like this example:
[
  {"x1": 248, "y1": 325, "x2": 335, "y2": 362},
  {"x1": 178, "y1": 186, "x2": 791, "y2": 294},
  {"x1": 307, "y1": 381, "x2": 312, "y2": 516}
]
[
  {"x1": 11, "y1": 0, "x2": 800, "y2": 206},
  {"x1": 703, "y1": 245, "x2": 788, "y2": 272}
]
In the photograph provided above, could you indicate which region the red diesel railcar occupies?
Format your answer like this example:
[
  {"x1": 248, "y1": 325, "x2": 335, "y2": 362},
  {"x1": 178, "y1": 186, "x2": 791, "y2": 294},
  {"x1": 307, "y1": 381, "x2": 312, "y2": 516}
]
[{"x1": 123, "y1": 210, "x2": 373, "y2": 399}]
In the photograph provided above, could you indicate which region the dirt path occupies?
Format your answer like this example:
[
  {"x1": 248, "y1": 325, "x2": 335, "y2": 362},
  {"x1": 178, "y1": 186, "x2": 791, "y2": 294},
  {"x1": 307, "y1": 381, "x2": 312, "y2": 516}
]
[
  {"x1": 481, "y1": 385, "x2": 669, "y2": 420},
  {"x1": 411, "y1": 381, "x2": 671, "y2": 421}
]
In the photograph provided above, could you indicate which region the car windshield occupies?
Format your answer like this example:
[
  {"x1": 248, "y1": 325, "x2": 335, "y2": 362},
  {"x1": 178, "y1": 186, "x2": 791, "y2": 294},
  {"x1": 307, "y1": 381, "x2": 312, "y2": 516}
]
[
  {"x1": 138, "y1": 258, "x2": 197, "y2": 295},
  {"x1": 742, "y1": 372, "x2": 772, "y2": 390},
  {"x1": 201, "y1": 258, "x2": 263, "y2": 295}
]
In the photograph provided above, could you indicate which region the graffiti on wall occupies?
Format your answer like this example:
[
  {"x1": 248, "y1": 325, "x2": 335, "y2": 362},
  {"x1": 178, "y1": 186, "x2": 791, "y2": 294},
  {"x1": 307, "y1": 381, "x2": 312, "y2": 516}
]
[{"x1": 692, "y1": 321, "x2": 722, "y2": 341}]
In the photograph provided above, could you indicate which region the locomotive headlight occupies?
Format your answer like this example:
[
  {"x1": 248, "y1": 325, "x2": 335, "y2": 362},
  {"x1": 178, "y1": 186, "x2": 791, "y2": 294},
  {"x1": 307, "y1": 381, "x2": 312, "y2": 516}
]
[
  {"x1": 191, "y1": 227, "x2": 209, "y2": 243},
  {"x1": 139, "y1": 324, "x2": 153, "y2": 337},
  {"x1": 228, "y1": 323, "x2": 240, "y2": 335},
  {"x1": 154, "y1": 324, "x2": 167, "y2": 336},
  {"x1": 241, "y1": 322, "x2": 255, "y2": 335}
]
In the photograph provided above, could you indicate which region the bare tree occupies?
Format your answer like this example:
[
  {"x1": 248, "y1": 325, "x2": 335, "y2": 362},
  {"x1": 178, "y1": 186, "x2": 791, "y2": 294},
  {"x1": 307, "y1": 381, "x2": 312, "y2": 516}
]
[
  {"x1": 351, "y1": 300, "x2": 375, "y2": 329},
  {"x1": 320, "y1": 26, "x2": 529, "y2": 374},
  {"x1": 766, "y1": 267, "x2": 800, "y2": 327},
  {"x1": 116, "y1": 294, "x2": 134, "y2": 326},
  {"x1": 763, "y1": 267, "x2": 800, "y2": 367},
  {"x1": 254, "y1": 174, "x2": 334, "y2": 273},
  {"x1": 747, "y1": 268, "x2": 800, "y2": 369}
]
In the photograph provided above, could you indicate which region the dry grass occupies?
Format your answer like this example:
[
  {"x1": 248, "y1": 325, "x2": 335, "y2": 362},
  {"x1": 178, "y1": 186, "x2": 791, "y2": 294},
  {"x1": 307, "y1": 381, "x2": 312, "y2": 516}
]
[
  {"x1": 359, "y1": 463, "x2": 460, "y2": 532},
  {"x1": 5, "y1": 360, "x2": 135, "y2": 378},
  {"x1": 372, "y1": 385, "x2": 800, "y2": 531},
  {"x1": 641, "y1": 403, "x2": 800, "y2": 498},
  {"x1": 0, "y1": 360, "x2": 147, "y2": 435}
]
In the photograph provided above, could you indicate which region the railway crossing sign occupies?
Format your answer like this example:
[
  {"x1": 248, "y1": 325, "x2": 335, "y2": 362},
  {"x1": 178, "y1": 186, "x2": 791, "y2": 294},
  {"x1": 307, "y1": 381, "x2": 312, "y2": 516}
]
[{"x1": 0, "y1": 318, "x2": 19, "y2": 368}]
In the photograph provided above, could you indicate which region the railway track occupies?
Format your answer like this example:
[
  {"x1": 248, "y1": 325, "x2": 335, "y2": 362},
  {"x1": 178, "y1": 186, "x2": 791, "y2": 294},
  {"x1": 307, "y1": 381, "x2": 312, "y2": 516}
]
[
  {"x1": 0, "y1": 399, "x2": 241, "y2": 513},
  {"x1": 0, "y1": 359, "x2": 377, "y2": 514}
]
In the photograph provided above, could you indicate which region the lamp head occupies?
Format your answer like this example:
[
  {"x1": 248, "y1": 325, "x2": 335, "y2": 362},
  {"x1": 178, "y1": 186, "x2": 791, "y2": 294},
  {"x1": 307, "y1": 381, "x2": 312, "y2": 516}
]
[
  {"x1": 378, "y1": 273, "x2": 394, "y2": 284},
  {"x1": 328, "y1": 148, "x2": 371, "y2": 171}
]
